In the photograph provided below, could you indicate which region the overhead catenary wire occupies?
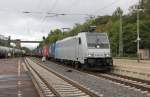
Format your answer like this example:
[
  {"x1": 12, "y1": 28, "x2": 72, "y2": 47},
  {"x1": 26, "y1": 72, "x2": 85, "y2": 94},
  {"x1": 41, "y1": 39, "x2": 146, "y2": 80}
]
[
  {"x1": 0, "y1": 0, "x2": 136, "y2": 17},
  {"x1": 40, "y1": 0, "x2": 59, "y2": 35},
  {"x1": 0, "y1": 0, "x2": 137, "y2": 32},
  {"x1": 22, "y1": 0, "x2": 121, "y2": 18},
  {"x1": 93, "y1": 0, "x2": 120, "y2": 15},
  {"x1": 0, "y1": 0, "x2": 120, "y2": 18},
  {"x1": 47, "y1": 0, "x2": 59, "y2": 13},
  {"x1": 21, "y1": 0, "x2": 122, "y2": 36}
]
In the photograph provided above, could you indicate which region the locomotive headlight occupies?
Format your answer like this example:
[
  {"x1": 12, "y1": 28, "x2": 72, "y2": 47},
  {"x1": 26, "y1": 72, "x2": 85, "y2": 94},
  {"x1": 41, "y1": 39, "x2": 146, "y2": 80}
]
[
  {"x1": 88, "y1": 54, "x2": 91, "y2": 57},
  {"x1": 96, "y1": 45, "x2": 100, "y2": 48},
  {"x1": 88, "y1": 53, "x2": 94, "y2": 57},
  {"x1": 106, "y1": 54, "x2": 109, "y2": 57},
  {"x1": 105, "y1": 54, "x2": 110, "y2": 57}
]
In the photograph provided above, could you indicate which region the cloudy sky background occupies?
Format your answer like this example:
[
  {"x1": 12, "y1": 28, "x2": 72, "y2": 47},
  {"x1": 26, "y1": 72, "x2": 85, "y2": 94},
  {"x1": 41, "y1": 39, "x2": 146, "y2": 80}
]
[{"x1": 0, "y1": 0, "x2": 139, "y2": 49}]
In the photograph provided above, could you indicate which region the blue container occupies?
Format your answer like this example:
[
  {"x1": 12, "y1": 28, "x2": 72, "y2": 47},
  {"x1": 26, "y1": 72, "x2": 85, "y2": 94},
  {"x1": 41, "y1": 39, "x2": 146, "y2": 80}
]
[
  {"x1": 48, "y1": 43, "x2": 56, "y2": 58},
  {"x1": 55, "y1": 42, "x2": 59, "y2": 59},
  {"x1": 51, "y1": 43, "x2": 56, "y2": 58}
]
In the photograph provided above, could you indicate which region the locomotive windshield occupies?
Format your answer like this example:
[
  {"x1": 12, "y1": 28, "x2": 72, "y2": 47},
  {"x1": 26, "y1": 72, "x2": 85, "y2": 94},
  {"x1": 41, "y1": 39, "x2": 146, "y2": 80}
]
[{"x1": 86, "y1": 33, "x2": 109, "y2": 49}]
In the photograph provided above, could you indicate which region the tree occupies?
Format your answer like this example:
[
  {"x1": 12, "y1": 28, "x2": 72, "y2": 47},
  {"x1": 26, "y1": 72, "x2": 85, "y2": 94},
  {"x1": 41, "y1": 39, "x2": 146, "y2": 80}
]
[{"x1": 113, "y1": 7, "x2": 123, "y2": 17}]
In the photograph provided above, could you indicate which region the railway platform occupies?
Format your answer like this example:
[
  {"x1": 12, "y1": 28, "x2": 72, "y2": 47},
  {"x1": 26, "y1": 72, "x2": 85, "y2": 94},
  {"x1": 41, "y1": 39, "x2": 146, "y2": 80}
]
[
  {"x1": 113, "y1": 59, "x2": 150, "y2": 81},
  {"x1": 0, "y1": 58, "x2": 39, "y2": 97},
  {"x1": 114, "y1": 59, "x2": 150, "y2": 67}
]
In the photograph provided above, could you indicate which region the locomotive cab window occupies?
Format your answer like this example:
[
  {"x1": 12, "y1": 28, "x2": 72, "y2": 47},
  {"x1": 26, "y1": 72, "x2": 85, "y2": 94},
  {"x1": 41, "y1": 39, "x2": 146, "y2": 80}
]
[
  {"x1": 86, "y1": 33, "x2": 109, "y2": 49},
  {"x1": 79, "y1": 37, "x2": 81, "y2": 45}
]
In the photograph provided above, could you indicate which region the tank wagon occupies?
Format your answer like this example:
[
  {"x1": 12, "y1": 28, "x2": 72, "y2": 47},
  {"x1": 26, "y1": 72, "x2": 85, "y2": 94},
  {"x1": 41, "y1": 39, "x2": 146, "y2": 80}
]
[
  {"x1": 0, "y1": 46, "x2": 25, "y2": 58},
  {"x1": 36, "y1": 32, "x2": 113, "y2": 71}
]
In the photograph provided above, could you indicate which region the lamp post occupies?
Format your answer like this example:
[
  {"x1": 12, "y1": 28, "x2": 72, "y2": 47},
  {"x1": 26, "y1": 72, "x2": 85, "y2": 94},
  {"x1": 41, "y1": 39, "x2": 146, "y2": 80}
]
[
  {"x1": 137, "y1": 9, "x2": 140, "y2": 62},
  {"x1": 136, "y1": 8, "x2": 144, "y2": 62}
]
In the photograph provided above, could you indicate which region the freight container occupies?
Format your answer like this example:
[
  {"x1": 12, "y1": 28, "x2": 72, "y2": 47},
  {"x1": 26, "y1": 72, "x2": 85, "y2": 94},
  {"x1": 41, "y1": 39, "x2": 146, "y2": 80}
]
[
  {"x1": 48, "y1": 43, "x2": 56, "y2": 58},
  {"x1": 43, "y1": 45, "x2": 49, "y2": 57}
]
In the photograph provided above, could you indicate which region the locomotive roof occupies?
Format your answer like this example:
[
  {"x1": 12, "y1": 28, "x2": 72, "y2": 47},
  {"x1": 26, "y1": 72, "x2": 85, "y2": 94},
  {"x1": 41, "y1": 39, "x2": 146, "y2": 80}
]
[
  {"x1": 56, "y1": 35, "x2": 77, "y2": 43},
  {"x1": 56, "y1": 32, "x2": 107, "y2": 43}
]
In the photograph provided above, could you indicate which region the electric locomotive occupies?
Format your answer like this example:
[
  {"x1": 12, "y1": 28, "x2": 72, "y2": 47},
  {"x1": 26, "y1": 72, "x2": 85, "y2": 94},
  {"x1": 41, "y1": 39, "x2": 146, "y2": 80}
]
[{"x1": 55, "y1": 32, "x2": 113, "y2": 70}]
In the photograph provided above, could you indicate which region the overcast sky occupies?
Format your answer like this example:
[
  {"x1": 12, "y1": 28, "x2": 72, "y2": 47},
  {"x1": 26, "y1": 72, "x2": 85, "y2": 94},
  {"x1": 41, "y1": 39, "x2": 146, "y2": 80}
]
[{"x1": 0, "y1": 0, "x2": 139, "y2": 49}]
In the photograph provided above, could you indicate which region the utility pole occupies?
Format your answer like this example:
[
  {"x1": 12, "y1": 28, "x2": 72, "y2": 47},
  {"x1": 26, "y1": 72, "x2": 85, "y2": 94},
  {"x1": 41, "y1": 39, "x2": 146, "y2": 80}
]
[
  {"x1": 119, "y1": 13, "x2": 123, "y2": 57},
  {"x1": 137, "y1": 0, "x2": 142, "y2": 62},
  {"x1": 137, "y1": 9, "x2": 141, "y2": 62}
]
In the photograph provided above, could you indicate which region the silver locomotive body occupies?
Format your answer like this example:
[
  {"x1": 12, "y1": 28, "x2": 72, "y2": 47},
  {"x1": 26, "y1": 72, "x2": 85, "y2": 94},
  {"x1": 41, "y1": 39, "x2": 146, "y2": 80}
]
[{"x1": 55, "y1": 32, "x2": 113, "y2": 70}]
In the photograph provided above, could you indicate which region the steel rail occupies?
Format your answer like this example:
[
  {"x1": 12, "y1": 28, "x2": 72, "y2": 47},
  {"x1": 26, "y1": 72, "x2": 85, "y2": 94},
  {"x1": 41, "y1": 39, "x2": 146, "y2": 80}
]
[
  {"x1": 33, "y1": 57, "x2": 150, "y2": 93},
  {"x1": 25, "y1": 58, "x2": 61, "y2": 97},
  {"x1": 30, "y1": 58, "x2": 100, "y2": 97},
  {"x1": 95, "y1": 73, "x2": 150, "y2": 92}
]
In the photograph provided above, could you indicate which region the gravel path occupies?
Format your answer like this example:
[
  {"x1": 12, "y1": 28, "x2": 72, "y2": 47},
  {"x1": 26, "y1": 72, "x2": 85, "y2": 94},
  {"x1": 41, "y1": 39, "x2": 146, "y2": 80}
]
[{"x1": 34, "y1": 58, "x2": 150, "y2": 97}]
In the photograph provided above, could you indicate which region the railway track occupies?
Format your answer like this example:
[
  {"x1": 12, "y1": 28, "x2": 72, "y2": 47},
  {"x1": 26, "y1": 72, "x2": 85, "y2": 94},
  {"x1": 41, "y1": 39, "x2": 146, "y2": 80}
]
[
  {"x1": 32, "y1": 57, "x2": 150, "y2": 94},
  {"x1": 96, "y1": 73, "x2": 150, "y2": 92},
  {"x1": 24, "y1": 58, "x2": 101, "y2": 97}
]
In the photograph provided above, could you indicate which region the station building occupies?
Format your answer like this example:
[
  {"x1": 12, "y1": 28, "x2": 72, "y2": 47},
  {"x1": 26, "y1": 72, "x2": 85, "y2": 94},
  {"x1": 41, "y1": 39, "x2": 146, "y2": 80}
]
[{"x1": 139, "y1": 49, "x2": 150, "y2": 60}]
